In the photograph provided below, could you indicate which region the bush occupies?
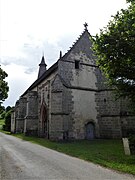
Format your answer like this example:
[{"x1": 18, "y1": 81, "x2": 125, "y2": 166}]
[
  {"x1": 2, "y1": 124, "x2": 5, "y2": 130},
  {"x1": 4, "y1": 110, "x2": 11, "y2": 131},
  {"x1": 128, "y1": 135, "x2": 135, "y2": 154},
  {"x1": 0, "y1": 111, "x2": 6, "y2": 120}
]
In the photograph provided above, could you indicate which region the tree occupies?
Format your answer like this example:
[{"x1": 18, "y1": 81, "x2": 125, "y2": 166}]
[
  {"x1": 2, "y1": 106, "x2": 12, "y2": 131},
  {"x1": 0, "y1": 105, "x2": 5, "y2": 114},
  {"x1": 92, "y1": 1, "x2": 135, "y2": 104},
  {"x1": 5, "y1": 106, "x2": 12, "y2": 112},
  {"x1": 3, "y1": 110, "x2": 11, "y2": 131},
  {"x1": 0, "y1": 65, "x2": 9, "y2": 104}
]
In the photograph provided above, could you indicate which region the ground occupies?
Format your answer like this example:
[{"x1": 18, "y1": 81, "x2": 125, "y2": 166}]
[{"x1": 0, "y1": 132, "x2": 134, "y2": 180}]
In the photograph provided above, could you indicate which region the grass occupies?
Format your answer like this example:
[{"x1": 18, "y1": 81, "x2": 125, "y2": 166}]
[{"x1": 8, "y1": 133, "x2": 135, "y2": 175}]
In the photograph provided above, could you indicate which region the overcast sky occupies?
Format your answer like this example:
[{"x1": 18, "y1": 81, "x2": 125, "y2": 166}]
[{"x1": 0, "y1": 0, "x2": 128, "y2": 107}]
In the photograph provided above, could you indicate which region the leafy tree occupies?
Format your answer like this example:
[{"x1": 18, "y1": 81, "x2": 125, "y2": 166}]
[
  {"x1": 2, "y1": 106, "x2": 12, "y2": 131},
  {"x1": 0, "y1": 65, "x2": 9, "y2": 104},
  {"x1": 92, "y1": 0, "x2": 135, "y2": 104},
  {"x1": 127, "y1": 0, "x2": 135, "y2": 3},
  {"x1": 3, "y1": 110, "x2": 11, "y2": 131},
  {"x1": 0, "y1": 111, "x2": 6, "y2": 120},
  {"x1": 0, "y1": 105, "x2": 5, "y2": 114},
  {"x1": 5, "y1": 106, "x2": 12, "y2": 112}
]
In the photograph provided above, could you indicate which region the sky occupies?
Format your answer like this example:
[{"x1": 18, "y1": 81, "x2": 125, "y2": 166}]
[{"x1": 0, "y1": 0, "x2": 128, "y2": 107}]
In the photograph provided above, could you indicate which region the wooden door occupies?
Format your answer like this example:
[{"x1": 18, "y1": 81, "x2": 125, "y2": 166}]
[{"x1": 86, "y1": 123, "x2": 95, "y2": 140}]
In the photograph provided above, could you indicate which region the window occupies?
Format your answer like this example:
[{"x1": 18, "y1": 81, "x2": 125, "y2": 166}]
[{"x1": 75, "y1": 60, "x2": 79, "y2": 69}]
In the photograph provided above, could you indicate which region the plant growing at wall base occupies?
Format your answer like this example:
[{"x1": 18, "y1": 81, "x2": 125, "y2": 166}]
[{"x1": 128, "y1": 135, "x2": 135, "y2": 154}]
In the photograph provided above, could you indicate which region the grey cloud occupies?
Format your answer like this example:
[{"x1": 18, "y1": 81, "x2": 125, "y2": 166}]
[
  {"x1": 24, "y1": 67, "x2": 37, "y2": 74},
  {"x1": 0, "y1": 58, "x2": 12, "y2": 66},
  {"x1": 1, "y1": 33, "x2": 76, "y2": 74},
  {"x1": 57, "y1": 33, "x2": 76, "y2": 52}
]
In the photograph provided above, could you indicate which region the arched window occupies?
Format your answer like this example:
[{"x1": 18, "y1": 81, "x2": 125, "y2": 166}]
[{"x1": 40, "y1": 102, "x2": 48, "y2": 137}]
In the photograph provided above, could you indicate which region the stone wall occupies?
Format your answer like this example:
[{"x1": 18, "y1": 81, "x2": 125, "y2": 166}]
[
  {"x1": 50, "y1": 74, "x2": 72, "y2": 140},
  {"x1": 99, "y1": 116, "x2": 122, "y2": 138},
  {"x1": 96, "y1": 90, "x2": 121, "y2": 138},
  {"x1": 121, "y1": 116, "x2": 135, "y2": 137},
  {"x1": 57, "y1": 30, "x2": 100, "y2": 140},
  {"x1": 96, "y1": 90, "x2": 135, "y2": 138},
  {"x1": 72, "y1": 89, "x2": 99, "y2": 139},
  {"x1": 37, "y1": 73, "x2": 56, "y2": 137},
  {"x1": 15, "y1": 97, "x2": 27, "y2": 133},
  {"x1": 24, "y1": 91, "x2": 38, "y2": 135},
  {"x1": 96, "y1": 91, "x2": 120, "y2": 117}
]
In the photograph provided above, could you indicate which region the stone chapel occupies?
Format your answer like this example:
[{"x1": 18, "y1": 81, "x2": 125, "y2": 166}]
[{"x1": 11, "y1": 24, "x2": 135, "y2": 140}]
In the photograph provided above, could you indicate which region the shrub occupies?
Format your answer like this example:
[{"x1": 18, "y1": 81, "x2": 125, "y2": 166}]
[{"x1": 4, "y1": 110, "x2": 11, "y2": 131}]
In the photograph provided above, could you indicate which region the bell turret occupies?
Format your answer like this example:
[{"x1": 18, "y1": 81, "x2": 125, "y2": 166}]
[{"x1": 38, "y1": 55, "x2": 47, "y2": 79}]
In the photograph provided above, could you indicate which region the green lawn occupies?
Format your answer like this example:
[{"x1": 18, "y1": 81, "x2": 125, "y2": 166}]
[{"x1": 9, "y1": 133, "x2": 135, "y2": 175}]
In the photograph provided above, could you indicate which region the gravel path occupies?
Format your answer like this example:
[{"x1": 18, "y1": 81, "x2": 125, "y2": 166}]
[{"x1": 0, "y1": 132, "x2": 134, "y2": 180}]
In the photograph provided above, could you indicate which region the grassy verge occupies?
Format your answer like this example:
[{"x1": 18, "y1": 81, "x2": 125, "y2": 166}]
[{"x1": 7, "y1": 133, "x2": 135, "y2": 175}]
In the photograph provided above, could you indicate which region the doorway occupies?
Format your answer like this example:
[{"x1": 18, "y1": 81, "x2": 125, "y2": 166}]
[{"x1": 85, "y1": 122, "x2": 95, "y2": 140}]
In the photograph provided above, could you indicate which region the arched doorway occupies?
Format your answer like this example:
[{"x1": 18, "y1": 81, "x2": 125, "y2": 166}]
[
  {"x1": 40, "y1": 103, "x2": 48, "y2": 138},
  {"x1": 85, "y1": 122, "x2": 95, "y2": 140}
]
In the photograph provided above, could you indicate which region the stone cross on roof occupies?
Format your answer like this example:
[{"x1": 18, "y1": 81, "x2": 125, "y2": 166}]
[{"x1": 84, "y1": 22, "x2": 88, "y2": 30}]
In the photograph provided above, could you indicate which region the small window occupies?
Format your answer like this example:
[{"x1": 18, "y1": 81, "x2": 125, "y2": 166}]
[{"x1": 75, "y1": 60, "x2": 79, "y2": 69}]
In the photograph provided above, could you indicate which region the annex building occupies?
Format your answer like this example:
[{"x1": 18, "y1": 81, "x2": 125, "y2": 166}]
[{"x1": 11, "y1": 24, "x2": 135, "y2": 140}]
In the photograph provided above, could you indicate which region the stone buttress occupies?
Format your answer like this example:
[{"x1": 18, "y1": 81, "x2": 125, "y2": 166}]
[
  {"x1": 24, "y1": 91, "x2": 38, "y2": 136},
  {"x1": 15, "y1": 97, "x2": 27, "y2": 133}
]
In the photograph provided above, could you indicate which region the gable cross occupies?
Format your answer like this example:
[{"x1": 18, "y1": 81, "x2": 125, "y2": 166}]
[{"x1": 84, "y1": 22, "x2": 88, "y2": 30}]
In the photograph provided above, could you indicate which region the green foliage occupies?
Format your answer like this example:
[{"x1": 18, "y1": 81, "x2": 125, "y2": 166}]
[
  {"x1": 126, "y1": 0, "x2": 135, "y2": 3},
  {"x1": 0, "y1": 111, "x2": 6, "y2": 120},
  {"x1": 0, "y1": 119, "x2": 5, "y2": 130},
  {"x1": 0, "y1": 66, "x2": 9, "y2": 104},
  {"x1": 92, "y1": 2, "x2": 135, "y2": 104},
  {"x1": 4, "y1": 110, "x2": 11, "y2": 131},
  {"x1": 0, "y1": 106, "x2": 5, "y2": 114},
  {"x1": 129, "y1": 135, "x2": 135, "y2": 145},
  {"x1": 5, "y1": 106, "x2": 12, "y2": 112},
  {"x1": 1, "y1": 106, "x2": 12, "y2": 131}
]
